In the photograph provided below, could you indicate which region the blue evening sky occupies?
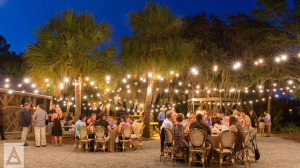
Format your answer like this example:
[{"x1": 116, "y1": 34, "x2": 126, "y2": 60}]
[{"x1": 0, "y1": 0, "x2": 293, "y2": 54}]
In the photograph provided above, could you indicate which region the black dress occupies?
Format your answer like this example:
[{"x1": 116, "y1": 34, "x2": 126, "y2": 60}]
[{"x1": 51, "y1": 117, "x2": 62, "y2": 136}]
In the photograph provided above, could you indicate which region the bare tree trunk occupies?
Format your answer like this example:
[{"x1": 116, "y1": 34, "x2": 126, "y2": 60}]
[
  {"x1": 74, "y1": 74, "x2": 82, "y2": 122},
  {"x1": 143, "y1": 74, "x2": 154, "y2": 138}
]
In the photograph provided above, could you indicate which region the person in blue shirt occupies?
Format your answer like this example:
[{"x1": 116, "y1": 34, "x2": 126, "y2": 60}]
[
  {"x1": 74, "y1": 114, "x2": 87, "y2": 139},
  {"x1": 264, "y1": 111, "x2": 272, "y2": 137},
  {"x1": 157, "y1": 107, "x2": 166, "y2": 129}
]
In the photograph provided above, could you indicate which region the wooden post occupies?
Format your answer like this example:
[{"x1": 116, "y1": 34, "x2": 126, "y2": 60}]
[
  {"x1": 43, "y1": 98, "x2": 47, "y2": 111},
  {"x1": 192, "y1": 101, "x2": 195, "y2": 114},
  {"x1": 49, "y1": 98, "x2": 53, "y2": 110}
]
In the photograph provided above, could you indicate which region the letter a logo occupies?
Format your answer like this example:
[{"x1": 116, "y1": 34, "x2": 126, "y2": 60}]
[{"x1": 6, "y1": 147, "x2": 22, "y2": 165}]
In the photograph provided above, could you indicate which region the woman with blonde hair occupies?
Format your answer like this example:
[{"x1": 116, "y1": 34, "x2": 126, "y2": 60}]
[
  {"x1": 51, "y1": 107, "x2": 63, "y2": 146},
  {"x1": 258, "y1": 113, "x2": 265, "y2": 137},
  {"x1": 183, "y1": 114, "x2": 195, "y2": 128},
  {"x1": 243, "y1": 116, "x2": 254, "y2": 146}
]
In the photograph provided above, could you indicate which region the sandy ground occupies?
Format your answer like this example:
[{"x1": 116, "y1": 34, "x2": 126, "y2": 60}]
[{"x1": 1, "y1": 134, "x2": 300, "y2": 168}]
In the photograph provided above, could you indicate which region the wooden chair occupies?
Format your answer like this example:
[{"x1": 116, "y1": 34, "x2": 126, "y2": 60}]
[
  {"x1": 249, "y1": 129, "x2": 257, "y2": 162},
  {"x1": 163, "y1": 128, "x2": 187, "y2": 166},
  {"x1": 211, "y1": 130, "x2": 236, "y2": 168},
  {"x1": 235, "y1": 130, "x2": 252, "y2": 167},
  {"x1": 77, "y1": 126, "x2": 93, "y2": 153},
  {"x1": 188, "y1": 128, "x2": 207, "y2": 168},
  {"x1": 137, "y1": 125, "x2": 145, "y2": 149},
  {"x1": 94, "y1": 126, "x2": 108, "y2": 154},
  {"x1": 115, "y1": 126, "x2": 133, "y2": 152}
]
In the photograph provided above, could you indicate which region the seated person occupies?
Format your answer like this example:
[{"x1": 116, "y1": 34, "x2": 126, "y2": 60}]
[
  {"x1": 242, "y1": 116, "x2": 254, "y2": 146},
  {"x1": 190, "y1": 114, "x2": 211, "y2": 140},
  {"x1": 228, "y1": 116, "x2": 244, "y2": 152},
  {"x1": 213, "y1": 117, "x2": 222, "y2": 130},
  {"x1": 94, "y1": 112, "x2": 111, "y2": 141},
  {"x1": 108, "y1": 116, "x2": 116, "y2": 128},
  {"x1": 181, "y1": 116, "x2": 189, "y2": 126},
  {"x1": 64, "y1": 118, "x2": 73, "y2": 131},
  {"x1": 161, "y1": 111, "x2": 174, "y2": 130},
  {"x1": 221, "y1": 116, "x2": 230, "y2": 131},
  {"x1": 171, "y1": 113, "x2": 187, "y2": 157},
  {"x1": 128, "y1": 117, "x2": 141, "y2": 139},
  {"x1": 118, "y1": 115, "x2": 137, "y2": 150},
  {"x1": 74, "y1": 114, "x2": 87, "y2": 139}
]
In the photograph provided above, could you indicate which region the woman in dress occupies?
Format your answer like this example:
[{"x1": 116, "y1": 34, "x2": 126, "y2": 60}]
[
  {"x1": 51, "y1": 107, "x2": 63, "y2": 147},
  {"x1": 228, "y1": 116, "x2": 244, "y2": 152},
  {"x1": 171, "y1": 113, "x2": 186, "y2": 157},
  {"x1": 258, "y1": 113, "x2": 265, "y2": 137}
]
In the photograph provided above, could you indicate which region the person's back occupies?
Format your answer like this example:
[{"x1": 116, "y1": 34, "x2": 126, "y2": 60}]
[
  {"x1": 33, "y1": 109, "x2": 47, "y2": 127},
  {"x1": 190, "y1": 114, "x2": 211, "y2": 138},
  {"x1": 95, "y1": 119, "x2": 109, "y2": 136}
]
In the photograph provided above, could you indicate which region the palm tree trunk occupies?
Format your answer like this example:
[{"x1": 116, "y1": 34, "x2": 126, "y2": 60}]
[
  {"x1": 267, "y1": 88, "x2": 273, "y2": 115},
  {"x1": 143, "y1": 75, "x2": 154, "y2": 138},
  {"x1": 74, "y1": 74, "x2": 82, "y2": 121},
  {"x1": 66, "y1": 96, "x2": 70, "y2": 113}
]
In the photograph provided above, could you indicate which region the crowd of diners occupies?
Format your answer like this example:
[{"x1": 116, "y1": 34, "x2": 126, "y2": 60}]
[
  {"x1": 158, "y1": 106, "x2": 272, "y2": 160},
  {"x1": 74, "y1": 112, "x2": 142, "y2": 151}
]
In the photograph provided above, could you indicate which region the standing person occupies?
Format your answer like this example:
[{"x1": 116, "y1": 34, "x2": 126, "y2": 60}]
[
  {"x1": 51, "y1": 107, "x2": 63, "y2": 146},
  {"x1": 258, "y1": 114, "x2": 265, "y2": 137},
  {"x1": 19, "y1": 102, "x2": 31, "y2": 146},
  {"x1": 0, "y1": 105, "x2": 6, "y2": 140},
  {"x1": 196, "y1": 106, "x2": 206, "y2": 116},
  {"x1": 216, "y1": 108, "x2": 224, "y2": 119},
  {"x1": 32, "y1": 104, "x2": 48, "y2": 147},
  {"x1": 47, "y1": 104, "x2": 56, "y2": 143},
  {"x1": 249, "y1": 111, "x2": 256, "y2": 128},
  {"x1": 264, "y1": 111, "x2": 272, "y2": 137},
  {"x1": 157, "y1": 107, "x2": 166, "y2": 129}
]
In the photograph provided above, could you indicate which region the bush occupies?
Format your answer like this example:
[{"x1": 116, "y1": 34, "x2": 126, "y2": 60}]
[{"x1": 287, "y1": 123, "x2": 300, "y2": 135}]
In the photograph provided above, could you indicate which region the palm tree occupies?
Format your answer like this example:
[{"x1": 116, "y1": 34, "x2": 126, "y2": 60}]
[
  {"x1": 119, "y1": 2, "x2": 192, "y2": 137},
  {"x1": 24, "y1": 9, "x2": 120, "y2": 121}
]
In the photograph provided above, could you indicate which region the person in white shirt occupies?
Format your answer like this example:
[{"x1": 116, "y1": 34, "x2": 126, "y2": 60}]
[
  {"x1": 196, "y1": 106, "x2": 206, "y2": 117},
  {"x1": 221, "y1": 116, "x2": 230, "y2": 131},
  {"x1": 161, "y1": 111, "x2": 174, "y2": 130},
  {"x1": 186, "y1": 110, "x2": 192, "y2": 117}
]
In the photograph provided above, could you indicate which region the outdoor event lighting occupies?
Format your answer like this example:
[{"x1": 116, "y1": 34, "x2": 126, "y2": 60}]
[
  {"x1": 213, "y1": 66, "x2": 218, "y2": 71},
  {"x1": 46, "y1": 84, "x2": 49, "y2": 87},
  {"x1": 254, "y1": 61, "x2": 258, "y2": 65},
  {"x1": 147, "y1": 87, "x2": 151, "y2": 92},
  {"x1": 85, "y1": 77, "x2": 89, "y2": 81},
  {"x1": 106, "y1": 76, "x2": 111, "y2": 81},
  {"x1": 179, "y1": 82, "x2": 182, "y2": 85},
  {"x1": 127, "y1": 74, "x2": 131, "y2": 78},
  {"x1": 18, "y1": 84, "x2": 22, "y2": 87},
  {"x1": 233, "y1": 62, "x2": 241, "y2": 69},
  {"x1": 97, "y1": 93, "x2": 100, "y2": 96},
  {"x1": 281, "y1": 55, "x2": 287, "y2": 60},
  {"x1": 24, "y1": 78, "x2": 29, "y2": 83},
  {"x1": 259, "y1": 59, "x2": 263, "y2": 63},
  {"x1": 176, "y1": 73, "x2": 179, "y2": 77},
  {"x1": 59, "y1": 83, "x2": 63, "y2": 89},
  {"x1": 64, "y1": 78, "x2": 69, "y2": 82},
  {"x1": 288, "y1": 80, "x2": 293, "y2": 85},
  {"x1": 148, "y1": 73, "x2": 153, "y2": 77},
  {"x1": 258, "y1": 85, "x2": 262, "y2": 89},
  {"x1": 31, "y1": 84, "x2": 36, "y2": 88},
  {"x1": 8, "y1": 90, "x2": 13, "y2": 94},
  {"x1": 157, "y1": 75, "x2": 161, "y2": 79},
  {"x1": 191, "y1": 68, "x2": 198, "y2": 75},
  {"x1": 4, "y1": 84, "x2": 9, "y2": 88},
  {"x1": 170, "y1": 71, "x2": 174, "y2": 74},
  {"x1": 34, "y1": 90, "x2": 38, "y2": 93},
  {"x1": 5, "y1": 78, "x2": 9, "y2": 82},
  {"x1": 122, "y1": 79, "x2": 127, "y2": 83},
  {"x1": 45, "y1": 78, "x2": 49, "y2": 82},
  {"x1": 185, "y1": 90, "x2": 189, "y2": 93},
  {"x1": 275, "y1": 57, "x2": 281, "y2": 62},
  {"x1": 175, "y1": 90, "x2": 178, "y2": 93},
  {"x1": 165, "y1": 89, "x2": 169, "y2": 93}
]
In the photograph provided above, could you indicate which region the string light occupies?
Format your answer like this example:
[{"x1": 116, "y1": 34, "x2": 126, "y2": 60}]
[
  {"x1": 122, "y1": 79, "x2": 127, "y2": 83},
  {"x1": 5, "y1": 78, "x2": 9, "y2": 82},
  {"x1": 24, "y1": 78, "x2": 29, "y2": 83},
  {"x1": 45, "y1": 78, "x2": 49, "y2": 82},
  {"x1": 233, "y1": 62, "x2": 241, "y2": 69},
  {"x1": 213, "y1": 66, "x2": 218, "y2": 71},
  {"x1": 64, "y1": 78, "x2": 69, "y2": 82}
]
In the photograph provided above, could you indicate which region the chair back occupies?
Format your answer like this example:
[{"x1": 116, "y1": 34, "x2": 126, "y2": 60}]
[
  {"x1": 123, "y1": 126, "x2": 132, "y2": 138},
  {"x1": 60, "y1": 120, "x2": 65, "y2": 133},
  {"x1": 94, "y1": 126, "x2": 106, "y2": 139},
  {"x1": 189, "y1": 128, "x2": 207, "y2": 149},
  {"x1": 164, "y1": 128, "x2": 174, "y2": 145},
  {"x1": 219, "y1": 130, "x2": 236, "y2": 151},
  {"x1": 78, "y1": 126, "x2": 88, "y2": 139},
  {"x1": 243, "y1": 130, "x2": 252, "y2": 148}
]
